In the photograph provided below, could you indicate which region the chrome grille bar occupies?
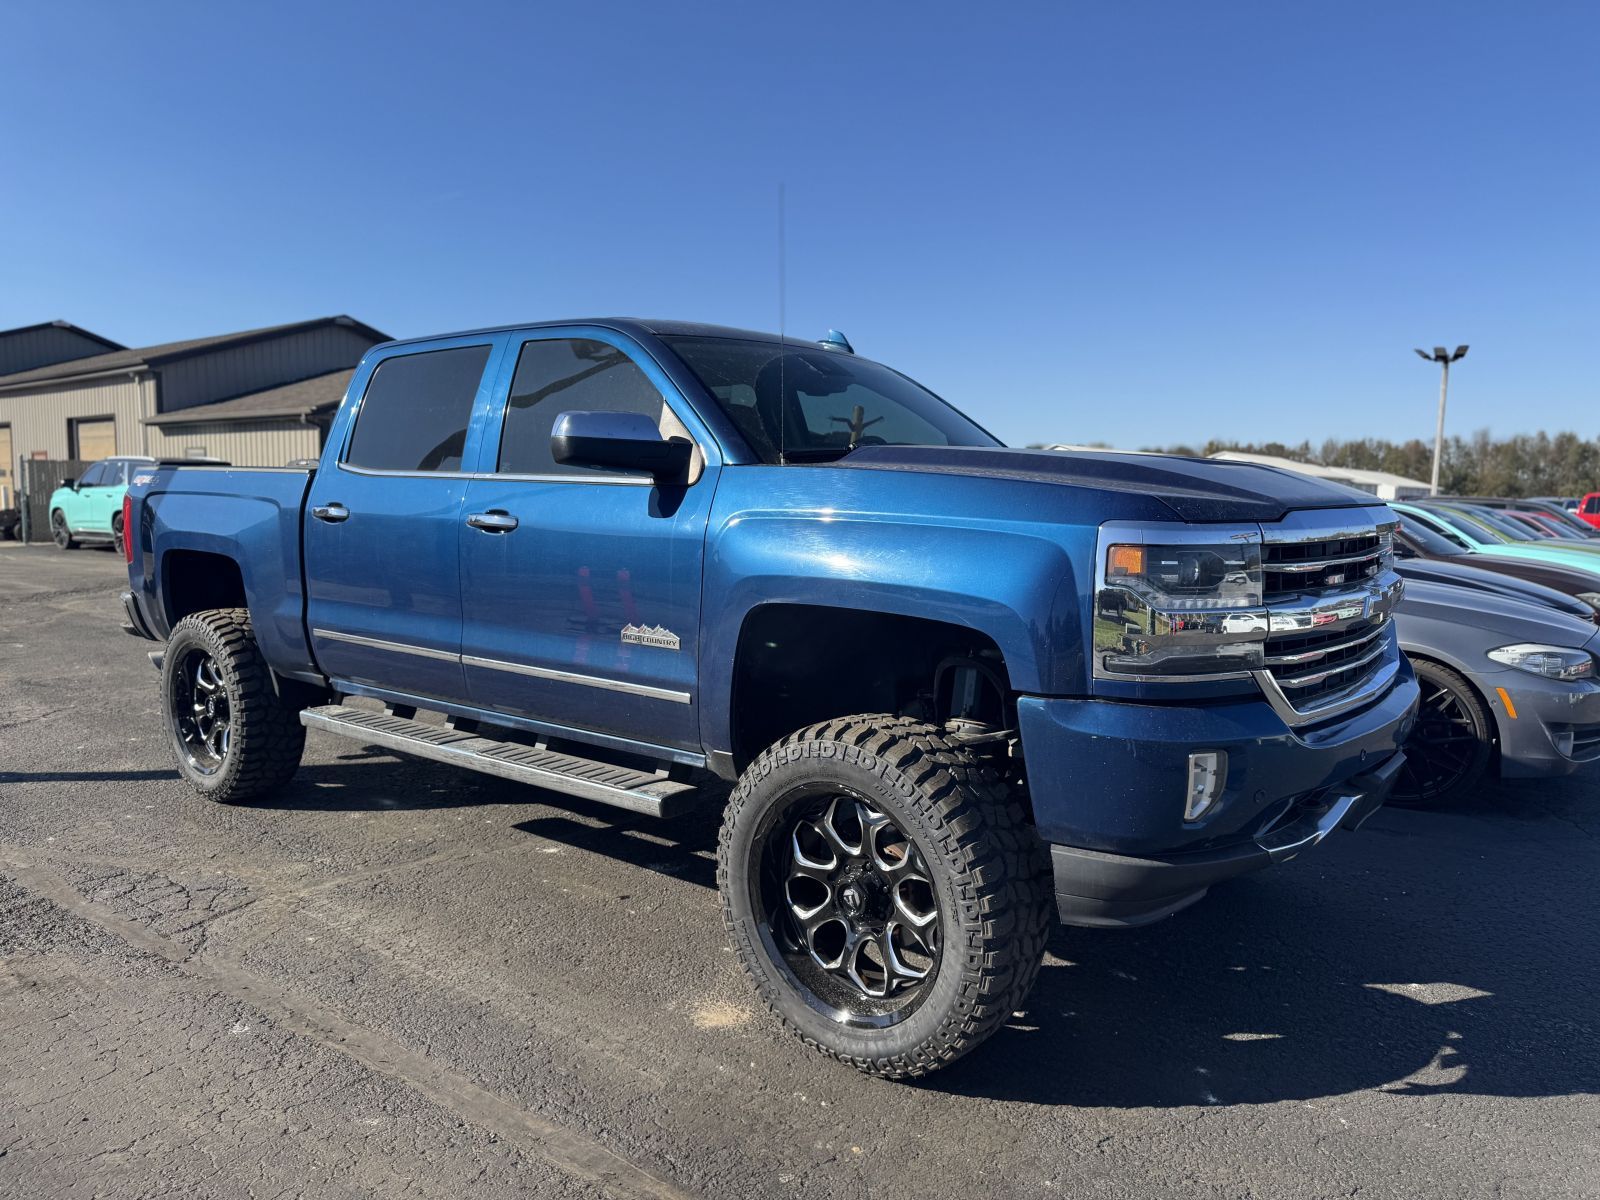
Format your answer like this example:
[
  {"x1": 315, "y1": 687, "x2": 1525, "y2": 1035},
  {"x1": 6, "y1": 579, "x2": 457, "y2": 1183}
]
[
  {"x1": 1270, "y1": 639, "x2": 1390, "y2": 690},
  {"x1": 1262, "y1": 619, "x2": 1389, "y2": 667}
]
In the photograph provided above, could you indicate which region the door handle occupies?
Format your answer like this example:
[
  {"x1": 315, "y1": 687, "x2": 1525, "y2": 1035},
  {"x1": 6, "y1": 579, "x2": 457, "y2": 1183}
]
[
  {"x1": 312, "y1": 502, "x2": 350, "y2": 523},
  {"x1": 466, "y1": 510, "x2": 519, "y2": 533}
]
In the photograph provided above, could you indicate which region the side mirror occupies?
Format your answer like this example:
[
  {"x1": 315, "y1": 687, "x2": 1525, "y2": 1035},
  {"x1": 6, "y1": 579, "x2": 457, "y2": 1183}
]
[
  {"x1": 59, "y1": 477, "x2": 77, "y2": 490},
  {"x1": 550, "y1": 411, "x2": 693, "y2": 482}
]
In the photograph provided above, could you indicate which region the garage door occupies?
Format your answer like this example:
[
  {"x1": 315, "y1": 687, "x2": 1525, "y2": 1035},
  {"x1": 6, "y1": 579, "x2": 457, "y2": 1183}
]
[{"x1": 72, "y1": 417, "x2": 117, "y2": 462}]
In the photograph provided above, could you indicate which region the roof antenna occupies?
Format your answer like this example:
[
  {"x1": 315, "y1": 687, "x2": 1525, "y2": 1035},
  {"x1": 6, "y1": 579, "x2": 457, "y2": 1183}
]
[{"x1": 777, "y1": 181, "x2": 788, "y2": 466}]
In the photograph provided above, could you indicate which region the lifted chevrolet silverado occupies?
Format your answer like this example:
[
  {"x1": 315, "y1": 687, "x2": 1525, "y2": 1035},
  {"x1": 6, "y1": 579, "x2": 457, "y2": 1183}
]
[{"x1": 122, "y1": 319, "x2": 1418, "y2": 1077}]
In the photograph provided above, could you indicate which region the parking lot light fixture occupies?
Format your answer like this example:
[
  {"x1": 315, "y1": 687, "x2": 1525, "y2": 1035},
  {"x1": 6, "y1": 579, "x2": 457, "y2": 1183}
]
[{"x1": 1414, "y1": 344, "x2": 1469, "y2": 496}]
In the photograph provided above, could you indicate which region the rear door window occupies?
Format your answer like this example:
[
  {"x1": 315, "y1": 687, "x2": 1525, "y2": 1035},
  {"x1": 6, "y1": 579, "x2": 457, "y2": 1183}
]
[{"x1": 344, "y1": 346, "x2": 492, "y2": 473}]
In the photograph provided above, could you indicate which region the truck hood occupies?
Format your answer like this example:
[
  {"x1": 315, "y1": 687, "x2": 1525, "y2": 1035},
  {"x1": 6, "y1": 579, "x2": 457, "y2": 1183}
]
[{"x1": 836, "y1": 446, "x2": 1376, "y2": 523}]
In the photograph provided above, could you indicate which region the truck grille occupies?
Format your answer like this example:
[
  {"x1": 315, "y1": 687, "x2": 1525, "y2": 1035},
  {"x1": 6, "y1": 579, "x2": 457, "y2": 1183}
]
[
  {"x1": 1263, "y1": 532, "x2": 1385, "y2": 597},
  {"x1": 1263, "y1": 618, "x2": 1390, "y2": 709},
  {"x1": 1260, "y1": 522, "x2": 1398, "y2": 722}
]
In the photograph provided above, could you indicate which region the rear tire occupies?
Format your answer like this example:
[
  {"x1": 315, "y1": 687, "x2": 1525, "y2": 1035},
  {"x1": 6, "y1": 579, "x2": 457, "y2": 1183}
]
[
  {"x1": 51, "y1": 509, "x2": 78, "y2": 550},
  {"x1": 111, "y1": 512, "x2": 125, "y2": 557},
  {"x1": 1391, "y1": 659, "x2": 1492, "y2": 807},
  {"x1": 162, "y1": 608, "x2": 305, "y2": 802},
  {"x1": 718, "y1": 714, "x2": 1051, "y2": 1079}
]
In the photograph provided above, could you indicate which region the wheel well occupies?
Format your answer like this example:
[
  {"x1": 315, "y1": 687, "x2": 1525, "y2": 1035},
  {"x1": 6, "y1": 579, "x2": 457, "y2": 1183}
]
[
  {"x1": 729, "y1": 604, "x2": 1012, "y2": 769},
  {"x1": 162, "y1": 551, "x2": 248, "y2": 626},
  {"x1": 1405, "y1": 651, "x2": 1502, "y2": 766}
]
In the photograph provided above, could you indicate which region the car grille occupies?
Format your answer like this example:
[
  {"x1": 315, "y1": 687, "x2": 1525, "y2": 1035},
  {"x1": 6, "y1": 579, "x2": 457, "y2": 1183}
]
[
  {"x1": 1263, "y1": 617, "x2": 1390, "y2": 708},
  {"x1": 1263, "y1": 532, "x2": 1385, "y2": 596},
  {"x1": 1260, "y1": 525, "x2": 1397, "y2": 720}
]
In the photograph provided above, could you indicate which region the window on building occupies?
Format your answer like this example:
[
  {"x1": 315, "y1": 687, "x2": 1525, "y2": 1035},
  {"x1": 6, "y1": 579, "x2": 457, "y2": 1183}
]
[
  {"x1": 496, "y1": 338, "x2": 666, "y2": 476},
  {"x1": 344, "y1": 345, "x2": 492, "y2": 473}
]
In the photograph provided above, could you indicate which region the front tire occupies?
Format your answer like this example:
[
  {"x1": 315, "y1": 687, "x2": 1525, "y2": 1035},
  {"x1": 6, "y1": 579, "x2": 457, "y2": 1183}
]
[
  {"x1": 162, "y1": 608, "x2": 305, "y2": 802},
  {"x1": 718, "y1": 715, "x2": 1051, "y2": 1079},
  {"x1": 51, "y1": 509, "x2": 78, "y2": 550},
  {"x1": 1391, "y1": 659, "x2": 1493, "y2": 807}
]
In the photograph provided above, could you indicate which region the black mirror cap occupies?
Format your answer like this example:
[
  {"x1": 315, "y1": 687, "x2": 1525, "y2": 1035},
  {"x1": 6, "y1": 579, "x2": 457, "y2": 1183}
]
[
  {"x1": 550, "y1": 410, "x2": 693, "y2": 483},
  {"x1": 60, "y1": 477, "x2": 77, "y2": 490}
]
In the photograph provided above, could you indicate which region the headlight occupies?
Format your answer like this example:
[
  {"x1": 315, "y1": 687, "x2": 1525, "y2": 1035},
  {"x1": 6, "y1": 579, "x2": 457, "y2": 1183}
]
[
  {"x1": 1105, "y1": 543, "x2": 1263, "y2": 610},
  {"x1": 1487, "y1": 643, "x2": 1595, "y2": 681},
  {"x1": 1096, "y1": 538, "x2": 1267, "y2": 677}
]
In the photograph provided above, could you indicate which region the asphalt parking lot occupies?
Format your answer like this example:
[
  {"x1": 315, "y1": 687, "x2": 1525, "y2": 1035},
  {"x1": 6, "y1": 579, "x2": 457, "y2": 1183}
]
[{"x1": 2, "y1": 543, "x2": 1597, "y2": 1199}]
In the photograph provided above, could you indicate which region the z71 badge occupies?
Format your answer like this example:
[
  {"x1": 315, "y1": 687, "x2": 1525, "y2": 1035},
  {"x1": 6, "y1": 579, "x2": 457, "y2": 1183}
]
[{"x1": 621, "y1": 623, "x2": 681, "y2": 650}]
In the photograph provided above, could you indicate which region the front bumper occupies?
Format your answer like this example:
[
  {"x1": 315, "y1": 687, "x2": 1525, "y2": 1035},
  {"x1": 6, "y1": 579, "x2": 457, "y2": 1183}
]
[
  {"x1": 1491, "y1": 672, "x2": 1600, "y2": 778},
  {"x1": 1049, "y1": 751, "x2": 1403, "y2": 926},
  {"x1": 1019, "y1": 657, "x2": 1418, "y2": 927}
]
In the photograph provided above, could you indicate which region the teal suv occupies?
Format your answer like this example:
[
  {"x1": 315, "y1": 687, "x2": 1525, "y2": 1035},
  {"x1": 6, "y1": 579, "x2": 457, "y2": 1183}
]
[{"x1": 48, "y1": 456, "x2": 153, "y2": 553}]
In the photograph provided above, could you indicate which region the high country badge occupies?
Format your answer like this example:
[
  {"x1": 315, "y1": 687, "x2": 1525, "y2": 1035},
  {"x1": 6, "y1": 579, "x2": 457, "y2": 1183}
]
[{"x1": 621, "y1": 623, "x2": 681, "y2": 650}]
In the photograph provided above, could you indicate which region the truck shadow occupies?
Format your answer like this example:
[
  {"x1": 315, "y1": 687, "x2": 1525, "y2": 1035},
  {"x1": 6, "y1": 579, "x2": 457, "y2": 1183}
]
[{"x1": 923, "y1": 820, "x2": 1600, "y2": 1106}]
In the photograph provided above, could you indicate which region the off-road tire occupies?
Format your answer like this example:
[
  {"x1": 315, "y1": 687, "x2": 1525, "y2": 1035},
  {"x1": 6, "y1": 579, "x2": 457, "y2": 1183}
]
[
  {"x1": 51, "y1": 509, "x2": 78, "y2": 550},
  {"x1": 163, "y1": 608, "x2": 305, "y2": 802},
  {"x1": 718, "y1": 714, "x2": 1052, "y2": 1078},
  {"x1": 1391, "y1": 658, "x2": 1493, "y2": 808}
]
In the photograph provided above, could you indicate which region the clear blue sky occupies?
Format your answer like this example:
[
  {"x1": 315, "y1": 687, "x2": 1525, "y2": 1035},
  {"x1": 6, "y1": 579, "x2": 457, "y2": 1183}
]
[{"x1": 3, "y1": 2, "x2": 1594, "y2": 450}]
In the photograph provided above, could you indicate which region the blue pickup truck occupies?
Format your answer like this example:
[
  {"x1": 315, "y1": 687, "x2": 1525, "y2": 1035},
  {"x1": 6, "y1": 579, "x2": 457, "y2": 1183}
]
[{"x1": 122, "y1": 319, "x2": 1418, "y2": 1077}]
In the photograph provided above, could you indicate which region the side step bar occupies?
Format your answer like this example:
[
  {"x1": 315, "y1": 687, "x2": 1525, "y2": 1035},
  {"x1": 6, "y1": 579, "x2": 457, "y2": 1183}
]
[{"x1": 300, "y1": 704, "x2": 701, "y2": 818}]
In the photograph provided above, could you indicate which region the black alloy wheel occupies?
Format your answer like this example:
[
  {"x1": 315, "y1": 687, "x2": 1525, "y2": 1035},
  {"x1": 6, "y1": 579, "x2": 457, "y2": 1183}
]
[
  {"x1": 1391, "y1": 659, "x2": 1492, "y2": 807},
  {"x1": 761, "y1": 784, "x2": 941, "y2": 1021},
  {"x1": 171, "y1": 646, "x2": 233, "y2": 775},
  {"x1": 51, "y1": 509, "x2": 77, "y2": 550},
  {"x1": 112, "y1": 512, "x2": 125, "y2": 558},
  {"x1": 719, "y1": 714, "x2": 1051, "y2": 1078}
]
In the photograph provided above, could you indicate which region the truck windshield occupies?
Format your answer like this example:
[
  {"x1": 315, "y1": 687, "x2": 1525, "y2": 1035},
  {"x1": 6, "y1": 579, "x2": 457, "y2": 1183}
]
[{"x1": 662, "y1": 336, "x2": 1002, "y2": 464}]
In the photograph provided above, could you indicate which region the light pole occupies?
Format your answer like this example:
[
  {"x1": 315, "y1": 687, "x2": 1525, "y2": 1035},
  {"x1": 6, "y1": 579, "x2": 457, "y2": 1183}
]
[{"x1": 1414, "y1": 344, "x2": 1468, "y2": 495}]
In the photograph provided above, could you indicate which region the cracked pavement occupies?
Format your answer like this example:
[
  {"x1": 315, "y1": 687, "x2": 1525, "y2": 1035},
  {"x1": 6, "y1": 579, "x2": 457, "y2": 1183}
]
[{"x1": 2, "y1": 543, "x2": 1598, "y2": 1198}]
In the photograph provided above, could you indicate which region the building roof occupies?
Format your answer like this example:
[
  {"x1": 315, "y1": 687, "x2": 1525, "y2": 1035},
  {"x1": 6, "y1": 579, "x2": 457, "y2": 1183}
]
[
  {"x1": 0, "y1": 319, "x2": 124, "y2": 353},
  {"x1": 1208, "y1": 451, "x2": 1429, "y2": 491},
  {"x1": 0, "y1": 315, "x2": 388, "y2": 390},
  {"x1": 144, "y1": 368, "x2": 356, "y2": 426}
]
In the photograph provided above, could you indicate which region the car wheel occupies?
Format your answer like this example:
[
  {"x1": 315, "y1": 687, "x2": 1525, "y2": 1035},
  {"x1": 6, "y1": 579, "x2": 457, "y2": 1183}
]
[
  {"x1": 718, "y1": 714, "x2": 1051, "y2": 1078},
  {"x1": 111, "y1": 512, "x2": 126, "y2": 557},
  {"x1": 163, "y1": 608, "x2": 306, "y2": 802},
  {"x1": 51, "y1": 509, "x2": 78, "y2": 550},
  {"x1": 1391, "y1": 659, "x2": 1492, "y2": 807}
]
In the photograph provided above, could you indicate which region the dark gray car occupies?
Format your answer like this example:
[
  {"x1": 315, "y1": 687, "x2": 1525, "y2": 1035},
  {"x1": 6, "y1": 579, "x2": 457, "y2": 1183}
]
[{"x1": 1393, "y1": 578, "x2": 1600, "y2": 804}]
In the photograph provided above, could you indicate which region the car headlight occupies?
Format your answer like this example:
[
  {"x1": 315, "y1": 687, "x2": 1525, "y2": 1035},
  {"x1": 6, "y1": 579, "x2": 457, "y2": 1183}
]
[
  {"x1": 1096, "y1": 539, "x2": 1267, "y2": 677},
  {"x1": 1486, "y1": 643, "x2": 1596, "y2": 681},
  {"x1": 1104, "y1": 543, "x2": 1263, "y2": 610}
]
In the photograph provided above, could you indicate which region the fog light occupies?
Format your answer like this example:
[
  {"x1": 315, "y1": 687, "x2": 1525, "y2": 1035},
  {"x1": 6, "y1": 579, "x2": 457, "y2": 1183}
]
[{"x1": 1185, "y1": 751, "x2": 1227, "y2": 822}]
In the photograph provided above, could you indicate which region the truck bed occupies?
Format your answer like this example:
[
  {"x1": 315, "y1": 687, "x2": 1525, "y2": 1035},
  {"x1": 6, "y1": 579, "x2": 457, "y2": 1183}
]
[{"x1": 125, "y1": 465, "x2": 319, "y2": 681}]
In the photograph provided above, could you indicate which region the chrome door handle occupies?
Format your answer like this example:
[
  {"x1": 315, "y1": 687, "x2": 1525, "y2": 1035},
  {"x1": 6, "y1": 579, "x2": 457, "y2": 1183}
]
[
  {"x1": 466, "y1": 511, "x2": 519, "y2": 533},
  {"x1": 311, "y1": 502, "x2": 350, "y2": 523}
]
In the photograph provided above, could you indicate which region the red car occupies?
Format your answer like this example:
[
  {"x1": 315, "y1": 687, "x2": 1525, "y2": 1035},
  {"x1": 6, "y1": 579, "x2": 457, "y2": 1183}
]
[{"x1": 1579, "y1": 493, "x2": 1600, "y2": 529}]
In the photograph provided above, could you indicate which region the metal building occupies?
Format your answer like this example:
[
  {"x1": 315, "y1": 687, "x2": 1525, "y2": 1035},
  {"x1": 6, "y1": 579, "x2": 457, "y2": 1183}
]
[
  {"x1": 0, "y1": 315, "x2": 388, "y2": 490},
  {"x1": 0, "y1": 321, "x2": 125, "y2": 506}
]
